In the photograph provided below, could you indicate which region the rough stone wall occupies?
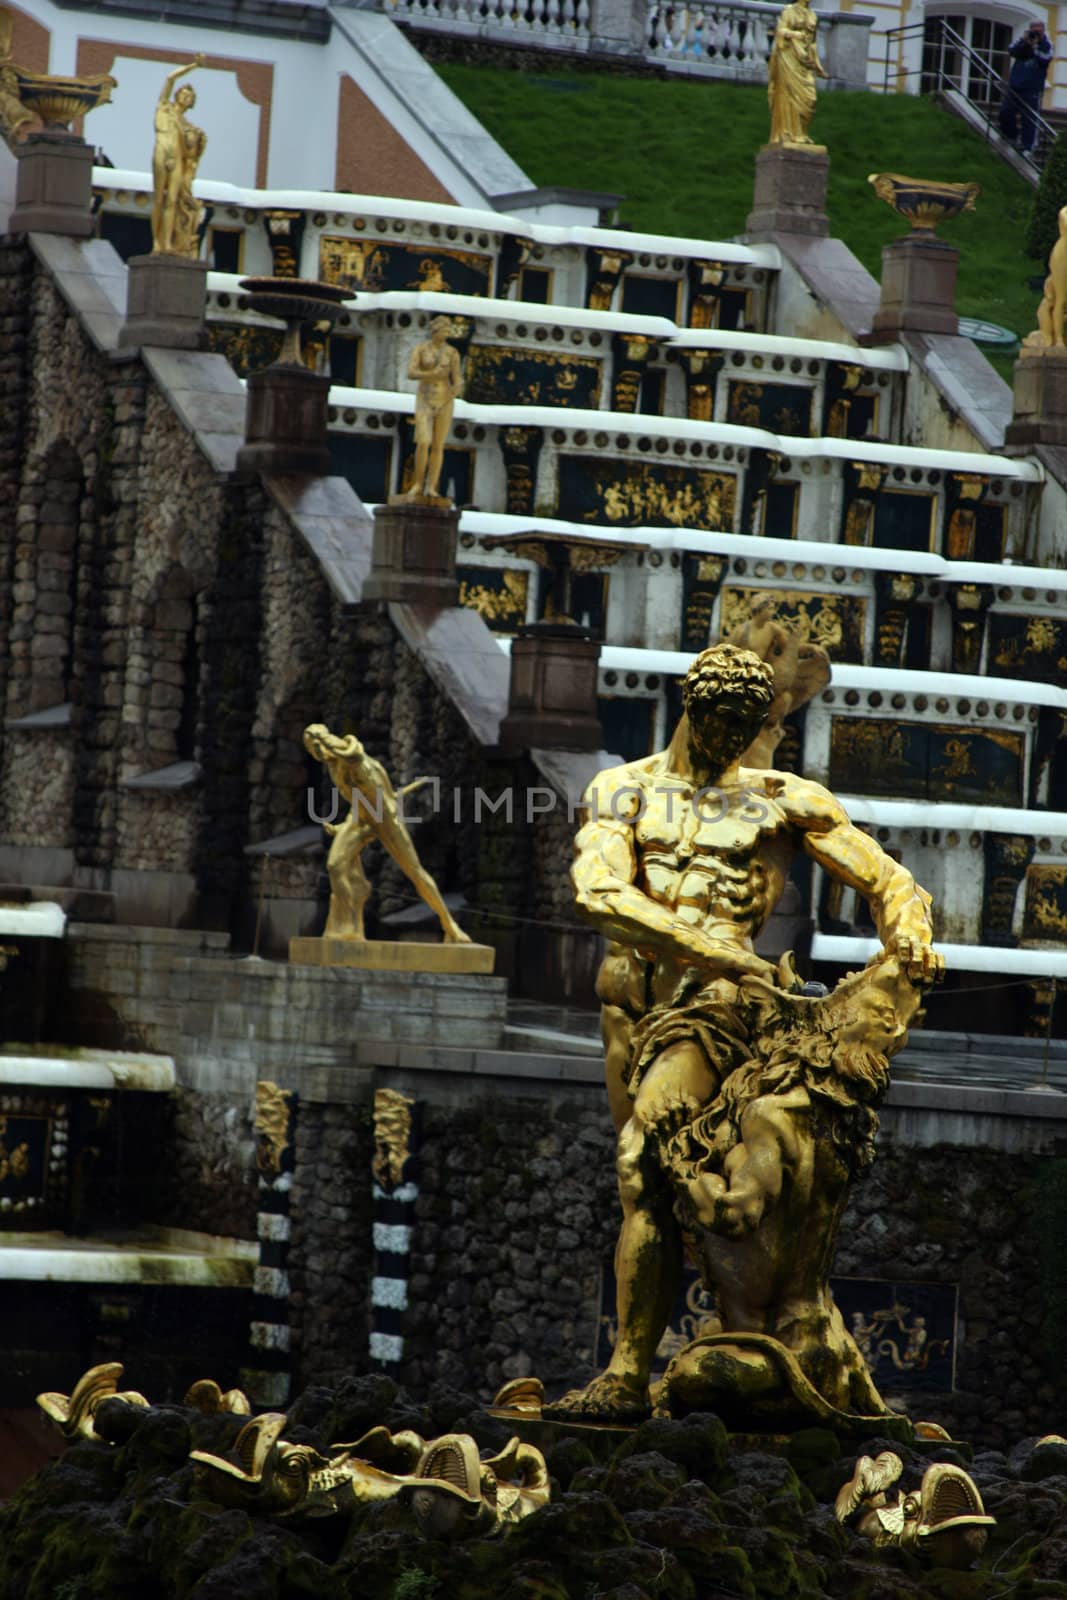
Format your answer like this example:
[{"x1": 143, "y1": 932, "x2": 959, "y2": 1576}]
[
  {"x1": 289, "y1": 1100, "x2": 375, "y2": 1386},
  {"x1": 150, "y1": 1086, "x2": 259, "y2": 1241},
  {"x1": 0, "y1": 728, "x2": 74, "y2": 848},
  {"x1": 399, "y1": 1090, "x2": 619, "y2": 1398},
  {"x1": 836, "y1": 1139, "x2": 1065, "y2": 1449}
]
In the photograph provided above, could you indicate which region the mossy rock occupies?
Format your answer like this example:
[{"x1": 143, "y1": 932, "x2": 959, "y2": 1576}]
[{"x1": 612, "y1": 1413, "x2": 728, "y2": 1481}]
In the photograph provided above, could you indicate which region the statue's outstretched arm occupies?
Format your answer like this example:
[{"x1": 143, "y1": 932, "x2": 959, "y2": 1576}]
[
  {"x1": 159, "y1": 53, "x2": 204, "y2": 102},
  {"x1": 784, "y1": 778, "x2": 942, "y2": 981}
]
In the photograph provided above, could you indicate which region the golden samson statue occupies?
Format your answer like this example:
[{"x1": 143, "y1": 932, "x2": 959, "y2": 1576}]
[{"x1": 545, "y1": 642, "x2": 942, "y2": 1430}]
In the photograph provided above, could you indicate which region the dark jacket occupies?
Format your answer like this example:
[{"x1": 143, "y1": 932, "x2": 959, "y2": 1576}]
[{"x1": 1009, "y1": 30, "x2": 1053, "y2": 94}]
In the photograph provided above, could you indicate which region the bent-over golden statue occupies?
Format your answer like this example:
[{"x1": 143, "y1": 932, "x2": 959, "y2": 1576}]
[
  {"x1": 304, "y1": 723, "x2": 470, "y2": 946},
  {"x1": 768, "y1": 0, "x2": 827, "y2": 149},
  {"x1": 152, "y1": 55, "x2": 207, "y2": 257},
  {"x1": 1023, "y1": 205, "x2": 1067, "y2": 355},
  {"x1": 544, "y1": 643, "x2": 941, "y2": 1428}
]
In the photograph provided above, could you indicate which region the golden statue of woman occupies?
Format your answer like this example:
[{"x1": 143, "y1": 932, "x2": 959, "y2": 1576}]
[
  {"x1": 400, "y1": 316, "x2": 462, "y2": 504},
  {"x1": 768, "y1": 0, "x2": 828, "y2": 149},
  {"x1": 152, "y1": 54, "x2": 207, "y2": 257}
]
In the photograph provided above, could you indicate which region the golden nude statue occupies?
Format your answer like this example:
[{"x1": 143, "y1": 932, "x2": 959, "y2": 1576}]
[
  {"x1": 152, "y1": 54, "x2": 207, "y2": 257},
  {"x1": 1022, "y1": 205, "x2": 1067, "y2": 355},
  {"x1": 304, "y1": 723, "x2": 470, "y2": 945},
  {"x1": 544, "y1": 643, "x2": 941, "y2": 1425},
  {"x1": 400, "y1": 315, "x2": 462, "y2": 504},
  {"x1": 768, "y1": 0, "x2": 828, "y2": 150}
]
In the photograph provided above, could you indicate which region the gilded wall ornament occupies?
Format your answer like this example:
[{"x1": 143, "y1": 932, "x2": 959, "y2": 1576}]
[
  {"x1": 372, "y1": 1087, "x2": 415, "y2": 1193},
  {"x1": 254, "y1": 1080, "x2": 294, "y2": 1177}
]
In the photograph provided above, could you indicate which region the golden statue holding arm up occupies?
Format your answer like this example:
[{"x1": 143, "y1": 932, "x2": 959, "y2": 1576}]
[
  {"x1": 152, "y1": 54, "x2": 207, "y2": 257},
  {"x1": 768, "y1": 0, "x2": 827, "y2": 150}
]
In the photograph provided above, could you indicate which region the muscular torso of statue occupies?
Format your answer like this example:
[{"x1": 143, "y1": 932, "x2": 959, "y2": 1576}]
[{"x1": 632, "y1": 775, "x2": 794, "y2": 1003}]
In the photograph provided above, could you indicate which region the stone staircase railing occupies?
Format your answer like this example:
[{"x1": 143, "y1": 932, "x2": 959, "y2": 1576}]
[{"x1": 364, "y1": 0, "x2": 873, "y2": 85}]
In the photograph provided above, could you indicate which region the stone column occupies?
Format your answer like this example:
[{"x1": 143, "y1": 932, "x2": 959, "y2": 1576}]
[
  {"x1": 236, "y1": 365, "x2": 332, "y2": 476},
  {"x1": 1004, "y1": 352, "x2": 1067, "y2": 449},
  {"x1": 870, "y1": 236, "x2": 959, "y2": 338},
  {"x1": 361, "y1": 501, "x2": 460, "y2": 606},
  {"x1": 9, "y1": 132, "x2": 94, "y2": 238},
  {"x1": 746, "y1": 147, "x2": 830, "y2": 239},
  {"x1": 498, "y1": 623, "x2": 602, "y2": 752},
  {"x1": 118, "y1": 254, "x2": 209, "y2": 351}
]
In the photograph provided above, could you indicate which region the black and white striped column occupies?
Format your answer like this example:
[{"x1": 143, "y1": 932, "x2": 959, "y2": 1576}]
[
  {"x1": 370, "y1": 1087, "x2": 419, "y2": 1371},
  {"x1": 243, "y1": 1080, "x2": 297, "y2": 1409}
]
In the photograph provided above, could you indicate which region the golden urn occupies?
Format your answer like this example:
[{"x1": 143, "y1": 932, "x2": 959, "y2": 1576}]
[
  {"x1": 868, "y1": 172, "x2": 980, "y2": 236},
  {"x1": 12, "y1": 68, "x2": 116, "y2": 131}
]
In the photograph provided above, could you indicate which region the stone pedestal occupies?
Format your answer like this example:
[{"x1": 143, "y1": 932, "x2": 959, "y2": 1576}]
[
  {"x1": 236, "y1": 364, "x2": 332, "y2": 476},
  {"x1": 9, "y1": 132, "x2": 94, "y2": 238},
  {"x1": 289, "y1": 936, "x2": 495, "y2": 974},
  {"x1": 498, "y1": 624, "x2": 602, "y2": 752},
  {"x1": 746, "y1": 146, "x2": 829, "y2": 238},
  {"x1": 1004, "y1": 350, "x2": 1067, "y2": 449},
  {"x1": 361, "y1": 502, "x2": 459, "y2": 606},
  {"x1": 117, "y1": 254, "x2": 209, "y2": 351},
  {"x1": 870, "y1": 236, "x2": 959, "y2": 339}
]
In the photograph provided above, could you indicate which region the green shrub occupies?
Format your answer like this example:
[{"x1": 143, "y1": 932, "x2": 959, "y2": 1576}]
[{"x1": 1025, "y1": 132, "x2": 1067, "y2": 260}]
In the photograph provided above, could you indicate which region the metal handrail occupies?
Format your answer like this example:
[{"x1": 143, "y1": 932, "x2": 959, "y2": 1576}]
[{"x1": 880, "y1": 17, "x2": 1057, "y2": 171}]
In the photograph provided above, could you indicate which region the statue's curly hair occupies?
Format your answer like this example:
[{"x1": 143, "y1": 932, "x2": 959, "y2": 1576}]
[{"x1": 682, "y1": 643, "x2": 774, "y2": 719}]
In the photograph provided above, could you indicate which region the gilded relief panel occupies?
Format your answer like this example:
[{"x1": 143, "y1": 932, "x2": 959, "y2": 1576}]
[
  {"x1": 829, "y1": 718, "x2": 1024, "y2": 804},
  {"x1": 720, "y1": 587, "x2": 866, "y2": 663},
  {"x1": 207, "y1": 321, "x2": 283, "y2": 378},
  {"x1": 988, "y1": 614, "x2": 1067, "y2": 686},
  {"x1": 558, "y1": 455, "x2": 736, "y2": 531},
  {"x1": 464, "y1": 346, "x2": 602, "y2": 409},
  {"x1": 318, "y1": 235, "x2": 492, "y2": 296},
  {"x1": 1023, "y1": 865, "x2": 1067, "y2": 941},
  {"x1": 596, "y1": 1261, "x2": 956, "y2": 1392},
  {"x1": 456, "y1": 566, "x2": 529, "y2": 633},
  {"x1": 727, "y1": 379, "x2": 813, "y2": 437}
]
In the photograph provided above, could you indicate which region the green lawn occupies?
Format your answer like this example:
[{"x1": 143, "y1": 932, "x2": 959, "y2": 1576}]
[{"x1": 437, "y1": 65, "x2": 1040, "y2": 376}]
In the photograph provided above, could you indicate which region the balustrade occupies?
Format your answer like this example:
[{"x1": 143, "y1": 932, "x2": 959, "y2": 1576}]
[{"x1": 645, "y1": 0, "x2": 775, "y2": 67}]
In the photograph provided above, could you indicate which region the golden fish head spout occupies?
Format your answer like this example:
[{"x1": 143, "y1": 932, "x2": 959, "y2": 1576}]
[{"x1": 868, "y1": 173, "x2": 980, "y2": 235}]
